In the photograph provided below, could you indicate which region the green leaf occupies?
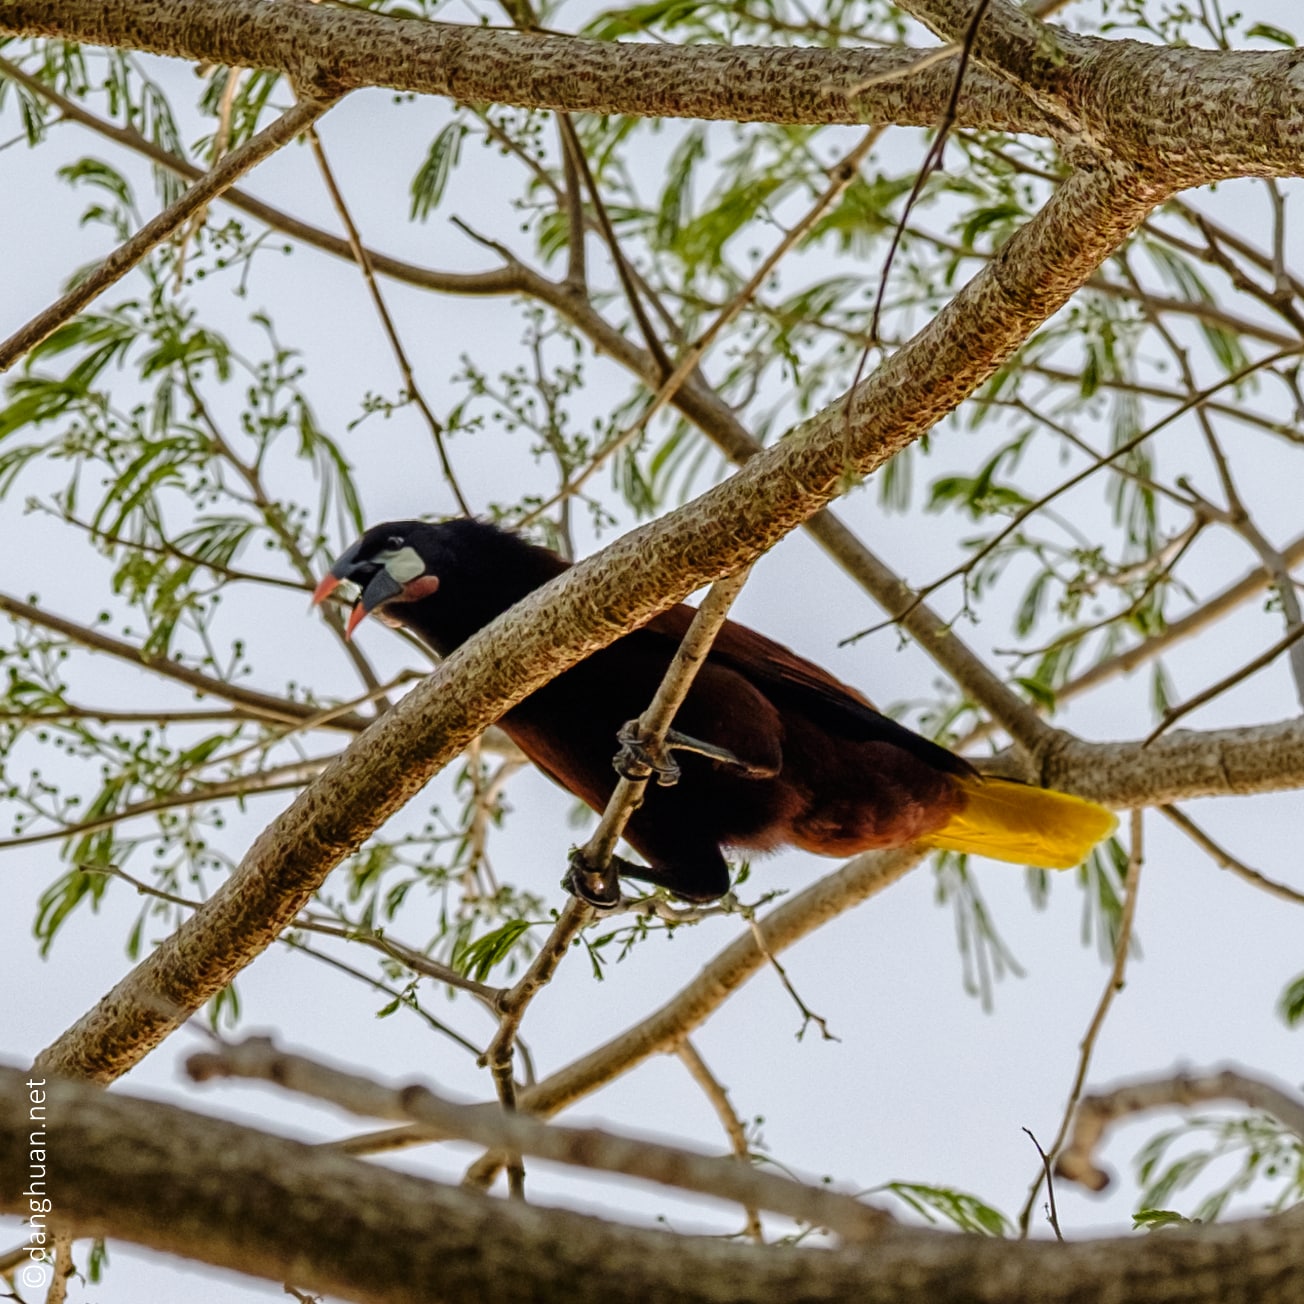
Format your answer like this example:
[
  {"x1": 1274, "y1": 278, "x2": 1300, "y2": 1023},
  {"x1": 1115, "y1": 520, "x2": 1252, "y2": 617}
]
[
  {"x1": 585, "y1": 0, "x2": 707, "y2": 40},
  {"x1": 34, "y1": 866, "x2": 110, "y2": 956},
  {"x1": 411, "y1": 123, "x2": 467, "y2": 221},
  {"x1": 878, "y1": 1181, "x2": 1011, "y2": 1236},
  {"x1": 1133, "y1": 1208, "x2": 1193, "y2": 1230},
  {"x1": 207, "y1": 981, "x2": 241, "y2": 1031},
  {"x1": 454, "y1": 918, "x2": 535, "y2": 982},
  {"x1": 1245, "y1": 23, "x2": 1296, "y2": 46},
  {"x1": 655, "y1": 126, "x2": 706, "y2": 249},
  {"x1": 1278, "y1": 972, "x2": 1304, "y2": 1027}
]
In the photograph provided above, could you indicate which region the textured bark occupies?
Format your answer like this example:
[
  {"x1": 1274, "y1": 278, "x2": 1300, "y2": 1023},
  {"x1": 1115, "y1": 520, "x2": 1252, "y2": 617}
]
[
  {"x1": 3, "y1": 1069, "x2": 1304, "y2": 1304},
  {"x1": 4, "y1": 0, "x2": 1304, "y2": 180},
  {"x1": 901, "y1": 0, "x2": 1304, "y2": 182},
  {"x1": 0, "y1": 0, "x2": 1055, "y2": 133},
  {"x1": 33, "y1": 162, "x2": 1163, "y2": 1084}
]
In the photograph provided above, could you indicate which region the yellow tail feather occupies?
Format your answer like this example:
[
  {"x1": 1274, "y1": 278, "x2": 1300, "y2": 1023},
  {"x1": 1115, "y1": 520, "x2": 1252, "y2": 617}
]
[{"x1": 922, "y1": 775, "x2": 1117, "y2": 870}]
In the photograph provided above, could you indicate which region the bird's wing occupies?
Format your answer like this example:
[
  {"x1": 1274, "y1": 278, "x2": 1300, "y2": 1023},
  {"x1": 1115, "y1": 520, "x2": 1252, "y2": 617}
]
[{"x1": 647, "y1": 606, "x2": 973, "y2": 778}]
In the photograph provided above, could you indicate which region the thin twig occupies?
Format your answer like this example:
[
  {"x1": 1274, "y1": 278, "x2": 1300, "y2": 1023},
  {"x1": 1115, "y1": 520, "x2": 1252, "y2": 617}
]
[
  {"x1": 1118, "y1": 250, "x2": 1304, "y2": 707},
  {"x1": 576, "y1": 566, "x2": 754, "y2": 874},
  {"x1": 0, "y1": 705, "x2": 261, "y2": 726},
  {"x1": 678, "y1": 1039, "x2": 764, "y2": 1242},
  {"x1": 1142, "y1": 622, "x2": 1304, "y2": 748},
  {"x1": 557, "y1": 114, "x2": 588, "y2": 291},
  {"x1": 1017, "y1": 809, "x2": 1144, "y2": 1235},
  {"x1": 557, "y1": 114, "x2": 673, "y2": 376},
  {"x1": 86, "y1": 861, "x2": 504, "y2": 1020},
  {"x1": 280, "y1": 938, "x2": 485, "y2": 1060},
  {"x1": 293, "y1": 915, "x2": 503, "y2": 1002},
  {"x1": 57, "y1": 508, "x2": 309, "y2": 593},
  {"x1": 476, "y1": 565, "x2": 755, "y2": 1193},
  {"x1": 305, "y1": 122, "x2": 472, "y2": 517},
  {"x1": 0, "y1": 97, "x2": 334, "y2": 371},
  {"x1": 862, "y1": 0, "x2": 991, "y2": 351},
  {"x1": 1159, "y1": 805, "x2": 1304, "y2": 909},
  {"x1": 173, "y1": 64, "x2": 244, "y2": 290},
  {"x1": 1021, "y1": 1128, "x2": 1063, "y2": 1241},
  {"x1": 196, "y1": 673, "x2": 420, "y2": 774},
  {"x1": 745, "y1": 913, "x2": 837, "y2": 1042}
]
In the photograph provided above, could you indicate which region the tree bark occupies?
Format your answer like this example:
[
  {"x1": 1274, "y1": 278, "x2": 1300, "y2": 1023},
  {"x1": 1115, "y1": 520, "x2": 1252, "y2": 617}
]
[{"x1": 3, "y1": 1068, "x2": 1304, "y2": 1304}]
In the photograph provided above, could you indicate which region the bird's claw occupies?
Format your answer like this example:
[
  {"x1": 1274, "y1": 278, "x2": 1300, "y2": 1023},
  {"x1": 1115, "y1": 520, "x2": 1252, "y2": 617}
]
[
  {"x1": 614, "y1": 721, "x2": 681, "y2": 788},
  {"x1": 564, "y1": 848, "x2": 621, "y2": 910}
]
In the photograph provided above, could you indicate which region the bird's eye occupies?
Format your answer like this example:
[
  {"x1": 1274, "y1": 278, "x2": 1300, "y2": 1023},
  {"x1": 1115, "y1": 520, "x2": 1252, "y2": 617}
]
[{"x1": 385, "y1": 535, "x2": 406, "y2": 551}]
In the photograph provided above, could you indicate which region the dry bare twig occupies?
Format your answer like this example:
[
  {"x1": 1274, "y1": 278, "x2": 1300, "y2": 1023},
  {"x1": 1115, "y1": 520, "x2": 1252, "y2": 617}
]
[
  {"x1": 185, "y1": 1036, "x2": 892, "y2": 1242},
  {"x1": 1056, "y1": 1068, "x2": 1304, "y2": 1191},
  {"x1": 1017, "y1": 809, "x2": 1145, "y2": 1234},
  {"x1": 1159, "y1": 805, "x2": 1304, "y2": 909},
  {"x1": 304, "y1": 122, "x2": 472, "y2": 517}
]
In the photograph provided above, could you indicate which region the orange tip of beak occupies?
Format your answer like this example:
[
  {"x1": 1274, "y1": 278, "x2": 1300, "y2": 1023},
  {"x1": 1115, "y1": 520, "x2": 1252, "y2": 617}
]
[
  {"x1": 344, "y1": 601, "x2": 369, "y2": 640},
  {"x1": 312, "y1": 573, "x2": 341, "y2": 607}
]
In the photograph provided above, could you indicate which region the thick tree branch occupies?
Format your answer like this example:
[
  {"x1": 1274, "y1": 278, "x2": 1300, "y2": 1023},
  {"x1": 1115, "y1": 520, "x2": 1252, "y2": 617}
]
[
  {"x1": 0, "y1": 0, "x2": 1056, "y2": 134},
  {"x1": 897, "y1": 0, "x2": 1304, "y2": 182},
  {"x1": 1057, "y1": 1068, "x2": 1304, "y2": 1192},
  {"x1": 6, "y1": 1067, "x2": 1304, "y2": 1304},
  {"x1": 5, "y1": 0, "x2": 1304, "y2": 180}
]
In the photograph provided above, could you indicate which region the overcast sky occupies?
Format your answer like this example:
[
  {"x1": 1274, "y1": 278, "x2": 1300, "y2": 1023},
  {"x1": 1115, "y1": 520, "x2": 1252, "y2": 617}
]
[{"x1": 4, "y1": 1, "x2": 1304, "y2": 1299}]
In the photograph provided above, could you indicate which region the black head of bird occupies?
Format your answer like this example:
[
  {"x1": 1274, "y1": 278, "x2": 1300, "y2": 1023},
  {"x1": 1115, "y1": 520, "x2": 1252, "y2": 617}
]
[{"x1": 312, "y1": 517, "x2": 565, "y2": 653}]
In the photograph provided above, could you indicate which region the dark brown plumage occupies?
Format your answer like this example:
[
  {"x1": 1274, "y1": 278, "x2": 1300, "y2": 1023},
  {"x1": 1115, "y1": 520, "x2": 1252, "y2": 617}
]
[{"x1": 315, "y1": 518, "x2": 1115, "y2": 903}]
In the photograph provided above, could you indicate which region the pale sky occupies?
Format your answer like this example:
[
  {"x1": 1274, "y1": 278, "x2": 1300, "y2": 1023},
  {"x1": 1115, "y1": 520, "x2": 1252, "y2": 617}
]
[{"x1": 3, "y1": 1, "x2": 1304, "y2": 1299}]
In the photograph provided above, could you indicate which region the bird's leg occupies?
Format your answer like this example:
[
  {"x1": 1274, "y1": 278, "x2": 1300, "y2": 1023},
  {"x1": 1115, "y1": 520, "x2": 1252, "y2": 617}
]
[
  {"x1": 663, "y1": 728, "x2": 779, "y2": 778},
  {"x1": 613, "y1": 721, "x2": 778, "y2": 787},
  {"x1": 563, "y1": 847, "x2": 625, "y2": 910},
  {"x1": 613, "y1": 720, "x2": 680, "y2": 786}
]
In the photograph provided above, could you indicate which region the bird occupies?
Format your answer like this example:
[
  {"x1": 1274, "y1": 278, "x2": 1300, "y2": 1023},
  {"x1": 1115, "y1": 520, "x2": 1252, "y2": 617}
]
[{"x1": 314, "y1": 517, "x2": 1116, "y2": 906}]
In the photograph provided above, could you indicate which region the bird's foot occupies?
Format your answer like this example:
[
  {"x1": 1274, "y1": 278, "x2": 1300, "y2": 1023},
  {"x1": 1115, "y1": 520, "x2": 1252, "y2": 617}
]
[
  {"x1": 564, "y1": 848, "x2": 622, "y2": 910},
  {"x1": 613, "y1": 720, "x2": 681, "y2": 788}
]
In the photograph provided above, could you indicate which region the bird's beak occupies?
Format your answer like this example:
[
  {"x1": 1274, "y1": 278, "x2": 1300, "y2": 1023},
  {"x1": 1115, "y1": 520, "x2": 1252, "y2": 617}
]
[
  {"x1": 312, "y1": 573, "x2": 341, "y2": 607},
  {"x1": 314, "y1": 543, "x2": 438, "y2": 640},
  {"x1": 344, "y1": 569, "x2": 405, "y2": 639},
  {"x1": 313, "y1": 548, "x2": 402, "y2": 640}
]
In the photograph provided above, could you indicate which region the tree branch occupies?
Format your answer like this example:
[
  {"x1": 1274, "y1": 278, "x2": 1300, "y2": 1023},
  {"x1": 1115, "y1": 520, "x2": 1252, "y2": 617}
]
[
  {"x1": 1057, "y1": 1068, "x2": 1304, "y2": 1192},
  {"x1": 6, "y1": 1066, "x2": 1304, "y2": 1304},
  {"x1": 185, "y1": 1036, "x2": 890, "y2": 1242},
  {"x1": 6, "y1": 0, "x2": 1303, "y2": 183},
  {"x1": 0, "y1": 1, "x2": 1059, "y2": 134}
]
